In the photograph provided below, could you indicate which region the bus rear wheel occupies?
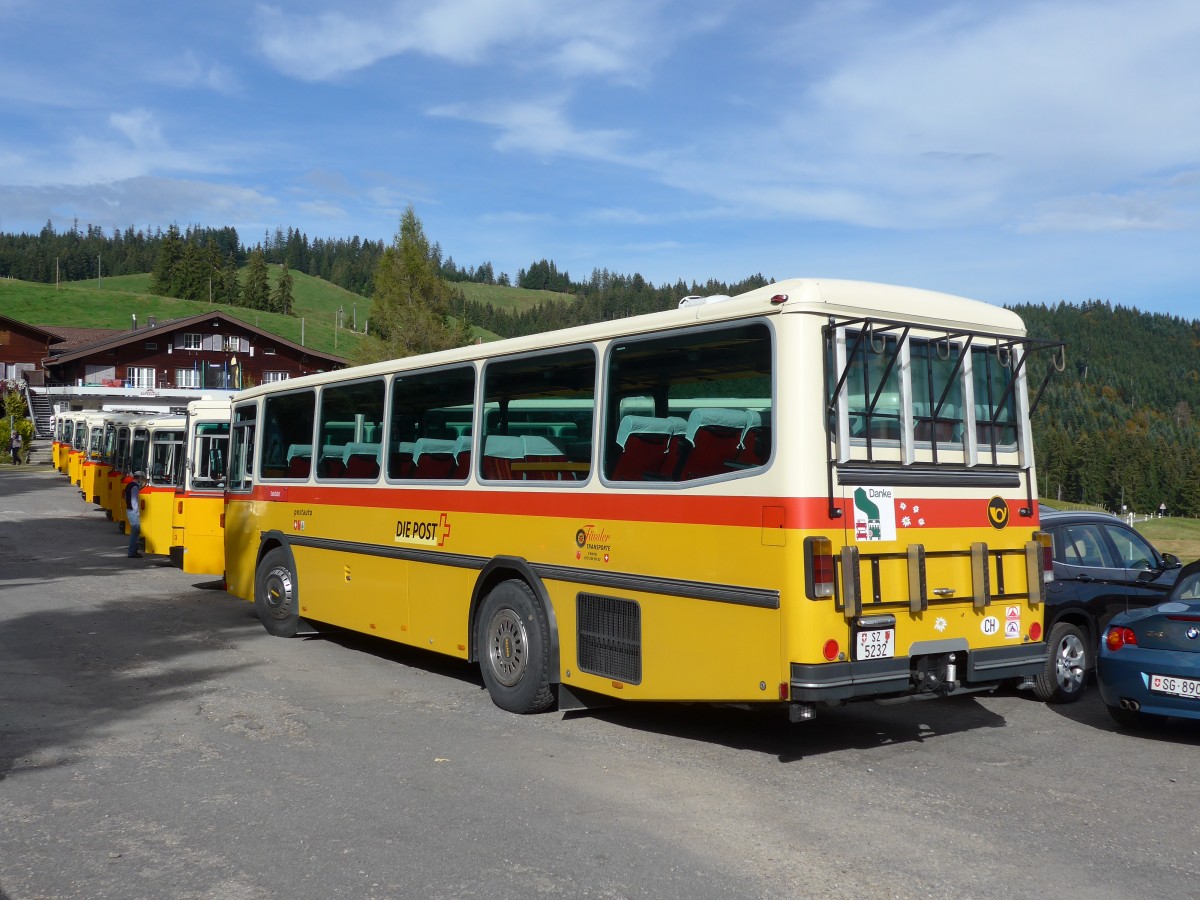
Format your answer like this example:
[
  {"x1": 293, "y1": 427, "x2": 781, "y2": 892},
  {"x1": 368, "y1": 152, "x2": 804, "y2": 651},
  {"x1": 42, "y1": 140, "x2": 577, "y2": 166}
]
[
  {"x1": 255, "y1": 547, "x2": 299, "y2": 637},
  {"x1": 477, "y1": 580, "x2": 554, "y2": 714}
]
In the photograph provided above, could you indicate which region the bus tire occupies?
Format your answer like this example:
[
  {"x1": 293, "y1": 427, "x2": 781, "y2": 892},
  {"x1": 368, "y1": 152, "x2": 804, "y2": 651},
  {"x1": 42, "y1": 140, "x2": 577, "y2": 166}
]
[
  {"x1": 255, "y1": 547, "x2": 299, "y2": 638},
  {"x1": 477, "y1": 579, "x2": 555, "y2": 714}
]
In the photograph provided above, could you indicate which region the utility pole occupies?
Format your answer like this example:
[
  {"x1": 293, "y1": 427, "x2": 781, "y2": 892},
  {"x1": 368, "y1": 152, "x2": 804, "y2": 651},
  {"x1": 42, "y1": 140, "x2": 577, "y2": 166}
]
[{"x1": 97, "y1": 254, "x2": 102, "y2": 287}]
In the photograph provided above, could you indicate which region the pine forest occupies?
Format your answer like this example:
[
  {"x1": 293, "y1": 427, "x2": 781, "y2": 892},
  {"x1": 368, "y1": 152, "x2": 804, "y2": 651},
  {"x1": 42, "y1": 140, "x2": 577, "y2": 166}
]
[{"x1": 2, "y1": 222, "x2": 1198, "y2": 516}]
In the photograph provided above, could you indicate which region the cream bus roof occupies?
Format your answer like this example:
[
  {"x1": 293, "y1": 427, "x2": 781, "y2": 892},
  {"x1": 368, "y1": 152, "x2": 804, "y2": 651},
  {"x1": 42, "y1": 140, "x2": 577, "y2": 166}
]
[
  {"x1": 752, "y1": 278, "x2": 1025, "y2": 333},
  {"x1": 232, "y1": 278, "x2": 1025, "y2": 399},
  {"x1": 187, "y1": 397, "x2": 233, "y2": 417}
]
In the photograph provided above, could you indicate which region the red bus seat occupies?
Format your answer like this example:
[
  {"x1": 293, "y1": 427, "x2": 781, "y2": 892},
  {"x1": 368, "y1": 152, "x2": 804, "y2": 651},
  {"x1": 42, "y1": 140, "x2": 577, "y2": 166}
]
[
  {"x1": 678, "y1": 409, "x2": 756, "y2": 480},
  {"x1": 343, "y1": 442, "x2": 381, "y2": 479},
  {"x1": 610, "y1": 416, "x2": 686, "y2": 481},
  {"x1": 286, "y1": 444, "x2": 312, "y2": 478},
  {"x1": 411, "y1": 438, "x2": 460, "y2": 479}
]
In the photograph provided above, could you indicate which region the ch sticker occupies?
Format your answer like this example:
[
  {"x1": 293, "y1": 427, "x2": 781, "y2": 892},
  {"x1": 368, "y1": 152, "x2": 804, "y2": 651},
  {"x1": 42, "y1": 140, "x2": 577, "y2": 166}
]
[{"x1": 987, "y1": 496, "x2": 1010, "y2": 530}]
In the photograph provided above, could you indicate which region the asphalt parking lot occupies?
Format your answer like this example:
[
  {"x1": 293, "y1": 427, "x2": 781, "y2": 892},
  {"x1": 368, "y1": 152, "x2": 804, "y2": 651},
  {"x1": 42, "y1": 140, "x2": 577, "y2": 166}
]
[{"x1": 1, "y1": 466, "x2": 1198, "y2": 899}]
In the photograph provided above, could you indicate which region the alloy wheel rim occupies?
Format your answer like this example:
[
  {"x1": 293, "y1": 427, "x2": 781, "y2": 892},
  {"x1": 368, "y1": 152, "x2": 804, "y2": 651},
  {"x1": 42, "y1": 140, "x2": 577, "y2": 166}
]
[{"x1": 1055, "y1": 633, "x2": 1086, "y2": 691}]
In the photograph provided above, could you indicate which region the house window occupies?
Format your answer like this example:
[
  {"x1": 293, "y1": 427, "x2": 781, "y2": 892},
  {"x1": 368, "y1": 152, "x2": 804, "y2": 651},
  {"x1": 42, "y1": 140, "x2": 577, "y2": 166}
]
[
  {"x1": 224, "y1": 335, "x2": 242, "y2": 352},
  {"x1": 176, "y1": 368, "x2": 200, "y2": 389},
  {"x1": 264, "y1": 347, "x2": 276, "y2": 356},
  {"x1": 144, "y1": 342, "x2": 158, "y2": 350},
  {"x1": 183, "y1": 333, "x2": 203, "y2": 350},
  {"x1": 263, "y1": 371, "x2": 289, "y2": 383},
  {"x1": 127, "y1": 367, "x2": 156, "y2": 389}
]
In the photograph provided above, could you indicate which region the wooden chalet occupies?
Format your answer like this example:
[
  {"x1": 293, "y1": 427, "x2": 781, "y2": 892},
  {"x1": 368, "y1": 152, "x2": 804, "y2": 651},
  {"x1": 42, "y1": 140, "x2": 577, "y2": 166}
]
[
  {"x1": 1, "y1": 314, "x2": 62, "y2": 384},
  {"x1": 13, "y1": 310, "x2": 348, "y2": 436}
]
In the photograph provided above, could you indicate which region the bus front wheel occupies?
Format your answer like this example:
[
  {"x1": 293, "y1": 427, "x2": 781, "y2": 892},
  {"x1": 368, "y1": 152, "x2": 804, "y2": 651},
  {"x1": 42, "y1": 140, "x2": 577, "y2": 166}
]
[
  {"x1": 255, "y1": 547, "x2": 299, "y2": 638},
  {"x1": 477, "y1": 580, "x2": 555, "y2": 714}
]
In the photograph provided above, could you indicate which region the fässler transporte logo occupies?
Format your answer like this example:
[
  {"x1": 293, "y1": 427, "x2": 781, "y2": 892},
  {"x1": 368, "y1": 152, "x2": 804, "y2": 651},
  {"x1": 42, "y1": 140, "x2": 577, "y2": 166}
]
[{"x1": 987, "y1": 496, "x2": 1010, "y2": 530}]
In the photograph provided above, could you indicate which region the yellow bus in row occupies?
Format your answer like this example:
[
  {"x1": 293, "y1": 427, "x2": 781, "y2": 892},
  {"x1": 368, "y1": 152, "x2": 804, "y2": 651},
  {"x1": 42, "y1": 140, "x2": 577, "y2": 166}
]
[
  {"x1": 170, "y1": 398, "x2": 231, "y2": 576},
  {"x1": 52, "y1": 415, "x2": 71, "y2": 472},
  {"x1": 222, "y1": 278, "x2": 1060, "y2": 718},
  {"x1": 139, "y1": 415, "x2": 186, "y2": 556}
]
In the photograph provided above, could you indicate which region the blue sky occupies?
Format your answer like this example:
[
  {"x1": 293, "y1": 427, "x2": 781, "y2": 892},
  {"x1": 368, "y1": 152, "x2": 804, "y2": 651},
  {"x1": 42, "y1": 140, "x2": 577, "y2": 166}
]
[{"x1": 2, "y1": 1, "x2": 1198, "y2": 317}]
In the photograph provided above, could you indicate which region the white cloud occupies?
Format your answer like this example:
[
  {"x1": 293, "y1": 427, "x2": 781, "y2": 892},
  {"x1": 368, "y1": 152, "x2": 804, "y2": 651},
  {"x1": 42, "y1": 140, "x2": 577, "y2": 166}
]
[
  {"x1": 429, "y1": 97, "x2": 634, "y2": 162},
  {"x1": 152, "y1": 51, "x2": 240, "y2": 95},
  {"x1": 483, "y1": 0, "x2": 1200, "y2": 235},
  {"x1": 0, "y1": 177, "x2": 277, "y2": 232},
  {"x1": 253, "y1": 0, "x2": 676, "y2": 82}
]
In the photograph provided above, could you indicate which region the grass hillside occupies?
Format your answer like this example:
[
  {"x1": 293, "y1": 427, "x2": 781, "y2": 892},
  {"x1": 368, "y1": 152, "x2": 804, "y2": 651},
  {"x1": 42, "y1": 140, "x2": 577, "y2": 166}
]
[
  {"x1": 0, "y1": 273, "x2": 358, "y2": 357},
  {"x1": 1041, "y1": 498, "x2": 1200, "y2": 562},
  {"x1": 0, "y1": 273, "x2": 564, "y2": 355},
  {"x1": 456, "y1": 282, "x2": 569, "y2": 311},
  {"x1": 1136, "y1": 517, "x2": 1200, "y2": 563}
]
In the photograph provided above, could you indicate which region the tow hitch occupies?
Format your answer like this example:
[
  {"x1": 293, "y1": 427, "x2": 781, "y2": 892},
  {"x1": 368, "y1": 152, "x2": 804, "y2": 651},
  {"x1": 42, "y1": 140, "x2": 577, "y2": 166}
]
[{"x1": 912, "y1": 652, "x2": 958, "y2": 696}]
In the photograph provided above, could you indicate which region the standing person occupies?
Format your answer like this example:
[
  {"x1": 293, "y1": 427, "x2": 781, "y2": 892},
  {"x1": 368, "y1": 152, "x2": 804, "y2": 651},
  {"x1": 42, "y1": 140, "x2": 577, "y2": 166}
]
[
  {"x1": 125, "y1": 471, "x2": 145, "y2": 558},
  {"x1": 9, "y1": 429, "x2": 21, "y2": 465}
]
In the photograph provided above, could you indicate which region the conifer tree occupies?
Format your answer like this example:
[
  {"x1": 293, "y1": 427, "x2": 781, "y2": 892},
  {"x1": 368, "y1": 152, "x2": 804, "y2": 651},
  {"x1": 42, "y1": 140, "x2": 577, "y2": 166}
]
[
  {"x1": 272, "y1": 263, "x2": 295, "y2": 316},
  {"x1": 241, "y1": 248, "x2": 271, "y2": 311},
  {"x1": 220, "y1": 251, "x2": 241, "y2": 305},
  {"x1": 150, "y1": 224, "x2": 184, "y2": 296},
  {"x1": 354, "y1": 207, "x2": 471, "y2": 364}
]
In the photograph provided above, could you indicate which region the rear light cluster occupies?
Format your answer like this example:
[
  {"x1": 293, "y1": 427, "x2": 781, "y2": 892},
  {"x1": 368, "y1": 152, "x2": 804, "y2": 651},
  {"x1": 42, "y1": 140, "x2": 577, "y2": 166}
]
[
  {"x1": 1105, "y1": 626, "x2": 1138, "y2": 651},
  {"x1": 804, "y1": 536, "x2": 834, "y2": 598},
  {"x1": 1034, "y1": 531, "x2": 1053, "y2": 582}
]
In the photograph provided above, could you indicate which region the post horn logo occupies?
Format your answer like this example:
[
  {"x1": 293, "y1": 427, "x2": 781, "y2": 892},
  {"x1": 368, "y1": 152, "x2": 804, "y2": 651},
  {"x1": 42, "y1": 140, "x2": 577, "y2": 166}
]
[{"x1": 987, "y1": 496, "x2": 1010, "y2": 530}]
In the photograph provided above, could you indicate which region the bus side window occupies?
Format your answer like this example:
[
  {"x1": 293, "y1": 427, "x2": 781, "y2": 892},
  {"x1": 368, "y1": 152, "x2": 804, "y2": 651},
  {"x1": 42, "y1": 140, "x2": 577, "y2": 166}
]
[
  {"x1": 389, "y1": 366, "x2": 476, "y2": 481},
  {"x1": 228, "y1": 404, "x2": 257, "y2": 492},
  {"x1": 605, "y1": 321, "x2": 773, "y2": 483},
  {"x1": 480, "y1": 347, "x2": 596, "y2": 483},
  {"x1": 261, "y1": 390, "x2": 316, "y2": 480},
  {"x1": 316, "y1": 379, "x2": 385, "y2": 481}
]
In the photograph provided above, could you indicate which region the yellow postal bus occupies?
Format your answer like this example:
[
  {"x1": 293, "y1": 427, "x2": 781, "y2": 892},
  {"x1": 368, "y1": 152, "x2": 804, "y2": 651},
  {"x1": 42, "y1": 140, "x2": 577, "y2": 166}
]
[
  {"x1": 77, "y1": 412, "x2": 108, "y2": 504},
  {"x1": 223, "y1": 279, "x2": 1061, "y2": 719},
  {"x1": 52, "y1": 415, "x2": 70, "y2": 472},
  {"x1": 170, "y1": 398, "x2": 231, "y2": 575},
  {"x1": 139, "y1": 415, "x2": 186, "y2": 556}
]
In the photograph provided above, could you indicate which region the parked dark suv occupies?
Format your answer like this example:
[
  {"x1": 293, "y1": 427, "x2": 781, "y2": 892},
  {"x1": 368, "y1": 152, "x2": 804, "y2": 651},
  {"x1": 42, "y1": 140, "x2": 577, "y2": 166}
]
[{"x1": 1036, "y1": 509, "x2": 1181, "y2": 702}]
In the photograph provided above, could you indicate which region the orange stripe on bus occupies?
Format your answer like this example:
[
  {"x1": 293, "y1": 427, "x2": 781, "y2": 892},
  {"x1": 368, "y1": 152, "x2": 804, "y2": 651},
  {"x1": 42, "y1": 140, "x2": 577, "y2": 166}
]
[{"x1": 239, "y1": 485, "x2": 1035, "y2": 530}]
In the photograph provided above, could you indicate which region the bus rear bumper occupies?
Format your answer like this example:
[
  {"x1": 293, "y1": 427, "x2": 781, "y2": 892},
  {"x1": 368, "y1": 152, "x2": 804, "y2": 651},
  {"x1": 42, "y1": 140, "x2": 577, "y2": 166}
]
[{"x1": 789, "y1": 644, "x2": 1048, "y2": 704}]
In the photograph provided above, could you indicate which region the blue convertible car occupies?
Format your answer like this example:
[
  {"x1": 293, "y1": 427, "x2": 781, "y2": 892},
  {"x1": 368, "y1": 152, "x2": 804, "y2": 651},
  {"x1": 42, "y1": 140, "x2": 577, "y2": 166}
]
[{"x1": 1097, "y1": 559, "x2": 1200, "y2": 728}]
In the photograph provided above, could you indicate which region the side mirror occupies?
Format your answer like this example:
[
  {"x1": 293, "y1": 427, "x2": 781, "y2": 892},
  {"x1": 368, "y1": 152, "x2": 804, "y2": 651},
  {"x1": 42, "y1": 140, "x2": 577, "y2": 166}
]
[{"x1": 1162, "y1": 552, "x2": 1182, "y2": 570}]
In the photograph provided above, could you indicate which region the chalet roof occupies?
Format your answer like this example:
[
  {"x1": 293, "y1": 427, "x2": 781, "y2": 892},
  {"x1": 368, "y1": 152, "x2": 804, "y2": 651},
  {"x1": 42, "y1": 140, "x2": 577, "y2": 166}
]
[
  {"x1": 37, "y1": 326, "x2": 126, "y2": 350},
  {"x1": 40, "y1": 309, "x2": 349, "y2": 368},
  {"x1": 0, "y1": 313, "x2": 64, "y2": 343}
]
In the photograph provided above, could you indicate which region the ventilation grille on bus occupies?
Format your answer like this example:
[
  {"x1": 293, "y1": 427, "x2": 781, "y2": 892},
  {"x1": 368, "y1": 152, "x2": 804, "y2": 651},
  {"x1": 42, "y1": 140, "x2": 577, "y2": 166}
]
[{"x1": 576, "y1": 593, "x2": 642, "y2": 684}]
